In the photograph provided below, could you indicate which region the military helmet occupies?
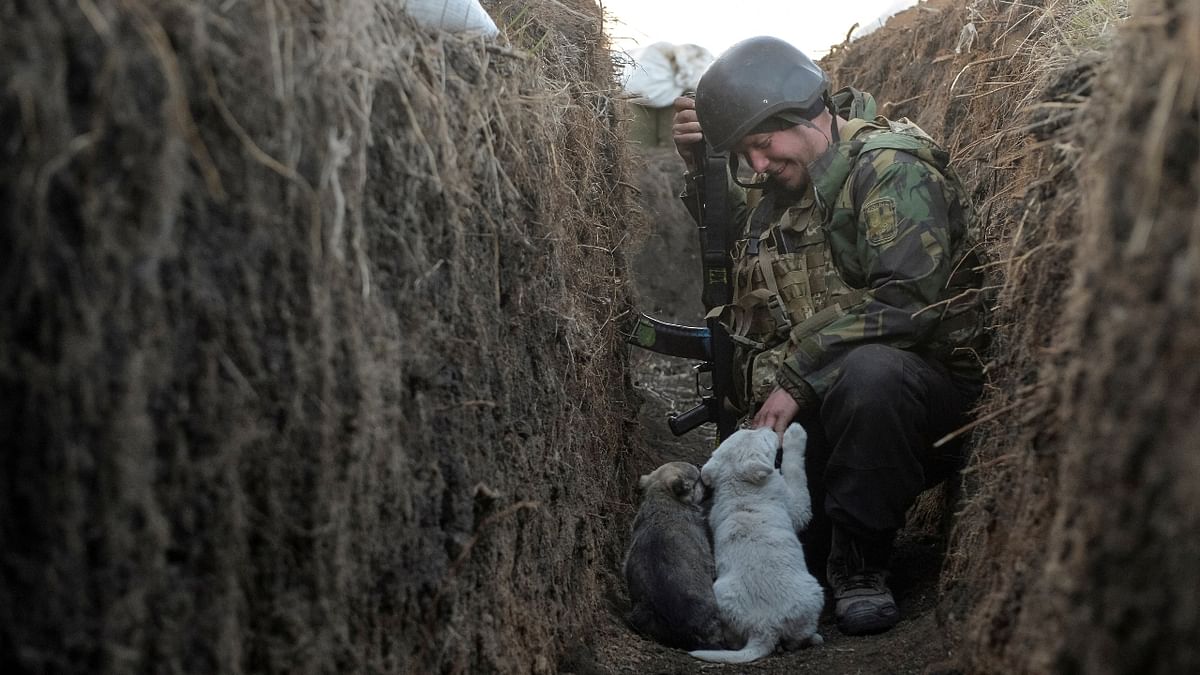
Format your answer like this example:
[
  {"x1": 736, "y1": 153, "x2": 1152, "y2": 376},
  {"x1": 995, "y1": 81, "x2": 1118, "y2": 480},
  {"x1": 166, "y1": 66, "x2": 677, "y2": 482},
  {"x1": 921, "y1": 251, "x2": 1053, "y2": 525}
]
[{"x1": 696, "y1": 36, "x2": 831, "y2": 152}]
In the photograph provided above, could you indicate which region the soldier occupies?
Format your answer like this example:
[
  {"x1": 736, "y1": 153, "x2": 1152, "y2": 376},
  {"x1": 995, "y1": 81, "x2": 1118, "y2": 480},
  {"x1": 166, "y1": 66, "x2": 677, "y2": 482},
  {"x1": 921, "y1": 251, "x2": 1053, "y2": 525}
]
[{"x1": 672, "y1": 36, "x2": 988, "y2": 635}]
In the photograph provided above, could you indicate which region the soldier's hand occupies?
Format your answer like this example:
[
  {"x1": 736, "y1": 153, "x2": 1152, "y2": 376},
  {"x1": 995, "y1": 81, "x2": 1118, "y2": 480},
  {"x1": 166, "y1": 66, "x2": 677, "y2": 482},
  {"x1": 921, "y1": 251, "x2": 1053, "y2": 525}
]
[
  {"x1": 752, "y1": 387, "x2": 801, "y2": 437},
  {"x1": 672, "y1": 96, "x2": 703, "y2": 172}
]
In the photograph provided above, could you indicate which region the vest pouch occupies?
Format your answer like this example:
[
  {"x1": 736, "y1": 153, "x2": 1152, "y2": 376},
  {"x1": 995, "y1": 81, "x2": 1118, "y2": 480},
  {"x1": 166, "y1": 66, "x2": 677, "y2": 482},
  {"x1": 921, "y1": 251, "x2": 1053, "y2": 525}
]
[
  {"x1": 760, "y1": 207, "x2": 855, "y2": 330},
  {"x1": 766, "y1": 248, "x2": 822, "y2": 323}
]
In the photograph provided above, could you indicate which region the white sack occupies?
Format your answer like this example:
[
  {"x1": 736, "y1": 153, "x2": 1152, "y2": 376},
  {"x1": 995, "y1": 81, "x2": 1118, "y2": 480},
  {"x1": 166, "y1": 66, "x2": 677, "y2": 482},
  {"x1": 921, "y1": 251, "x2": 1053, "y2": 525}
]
[
  {"x1": 621, "y1": 42, "x2": 714, "y2": 108},
  {"x1": 402, "y1": 0, "x2": 499, "y2": 36}
]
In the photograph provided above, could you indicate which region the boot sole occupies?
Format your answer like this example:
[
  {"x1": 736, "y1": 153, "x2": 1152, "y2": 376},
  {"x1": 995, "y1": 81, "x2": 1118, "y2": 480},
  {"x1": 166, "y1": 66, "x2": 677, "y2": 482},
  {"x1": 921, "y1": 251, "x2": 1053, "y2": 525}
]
[{"x1": 836, "y1": 608, "x2": 900, "y2": 636}]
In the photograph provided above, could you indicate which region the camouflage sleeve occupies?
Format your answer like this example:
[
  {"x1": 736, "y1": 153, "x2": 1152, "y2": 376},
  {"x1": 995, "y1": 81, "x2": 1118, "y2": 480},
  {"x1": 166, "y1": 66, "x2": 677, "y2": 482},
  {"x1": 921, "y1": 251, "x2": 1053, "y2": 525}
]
[{"x1": 777, "y1": 149, "x2": 957, "y2": 401}]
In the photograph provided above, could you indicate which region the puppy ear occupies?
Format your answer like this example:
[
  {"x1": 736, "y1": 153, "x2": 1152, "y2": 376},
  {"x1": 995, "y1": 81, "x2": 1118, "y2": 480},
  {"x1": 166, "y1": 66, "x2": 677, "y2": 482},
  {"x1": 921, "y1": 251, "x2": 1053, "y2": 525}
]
[
  {"x1": 638, "y1": 474, "x2": 650, "y2": 492},
  {"x1": 738, "y1": 459, "x2": 774, "y2": 484}
]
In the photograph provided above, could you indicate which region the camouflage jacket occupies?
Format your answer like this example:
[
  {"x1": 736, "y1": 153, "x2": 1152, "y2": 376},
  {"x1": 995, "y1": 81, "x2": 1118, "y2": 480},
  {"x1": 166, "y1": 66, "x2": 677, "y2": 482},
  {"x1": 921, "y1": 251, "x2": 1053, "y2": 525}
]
[
  {"x1": 684, "y1": 91, "x2": 986, "y2": 412},
  {"x1": 771, "y1": 115, "x2": 987, "y2": 408}
]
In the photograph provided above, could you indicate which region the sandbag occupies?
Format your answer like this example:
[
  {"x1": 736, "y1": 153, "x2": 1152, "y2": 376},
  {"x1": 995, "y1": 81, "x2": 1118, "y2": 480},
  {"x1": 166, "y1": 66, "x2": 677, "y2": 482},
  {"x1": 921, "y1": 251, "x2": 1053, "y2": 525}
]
[
  {"x1": 621, "y1": 42, "x2": 713, "y2": 108},
  {"x1": 402, "y1": 0, "x2": 498, "y2": 36}
]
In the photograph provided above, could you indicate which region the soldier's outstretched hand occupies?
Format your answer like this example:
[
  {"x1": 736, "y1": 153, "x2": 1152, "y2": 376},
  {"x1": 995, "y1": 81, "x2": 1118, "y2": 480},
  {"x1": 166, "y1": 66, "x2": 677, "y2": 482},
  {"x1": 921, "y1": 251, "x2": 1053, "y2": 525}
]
[
  {"x1": 672, "y1": 96, "x2": 703, "y2": 172},
  {"x1": 753, "y1": 387, "x2": 801, "y2": 437}
]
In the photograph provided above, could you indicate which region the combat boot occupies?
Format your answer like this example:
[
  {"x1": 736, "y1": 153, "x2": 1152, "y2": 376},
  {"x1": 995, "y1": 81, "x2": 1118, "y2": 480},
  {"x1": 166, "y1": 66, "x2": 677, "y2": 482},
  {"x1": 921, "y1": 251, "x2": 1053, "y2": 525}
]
[{"x1": 826, "y1": 526, "x2": 899, "y2": 635}]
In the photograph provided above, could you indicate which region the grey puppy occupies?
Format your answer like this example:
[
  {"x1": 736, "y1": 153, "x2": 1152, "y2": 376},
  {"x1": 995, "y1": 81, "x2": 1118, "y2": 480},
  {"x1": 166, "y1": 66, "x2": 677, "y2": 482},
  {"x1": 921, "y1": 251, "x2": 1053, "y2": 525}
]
[{"x1": 623, "y1": 461, "x2": 727, "y2": 649}]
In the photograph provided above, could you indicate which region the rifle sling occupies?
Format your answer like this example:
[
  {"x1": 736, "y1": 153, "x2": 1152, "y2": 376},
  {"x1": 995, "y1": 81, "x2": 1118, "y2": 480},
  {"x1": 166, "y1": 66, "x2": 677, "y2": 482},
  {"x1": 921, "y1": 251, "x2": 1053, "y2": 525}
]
[{"x1": 699, "y1": 146, "x2": 733, "y2": 311}]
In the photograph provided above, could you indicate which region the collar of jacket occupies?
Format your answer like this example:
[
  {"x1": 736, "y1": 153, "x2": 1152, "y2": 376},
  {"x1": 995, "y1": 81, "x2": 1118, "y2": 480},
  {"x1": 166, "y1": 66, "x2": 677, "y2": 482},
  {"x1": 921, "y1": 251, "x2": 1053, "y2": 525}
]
[{"x1": 807, "y1": 117, "x2": 881, "y2": 212}]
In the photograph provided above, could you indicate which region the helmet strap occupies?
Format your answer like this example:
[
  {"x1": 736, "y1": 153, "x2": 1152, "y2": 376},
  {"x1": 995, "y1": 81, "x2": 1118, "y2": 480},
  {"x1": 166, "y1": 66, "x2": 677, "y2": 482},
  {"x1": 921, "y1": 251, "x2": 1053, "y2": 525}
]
[
  {"x1": 825, "y1": 91, "x2": 840, "y2": 144},
  {"x1": 728, "y1": 153, "x2": 770, "y2": 189}
]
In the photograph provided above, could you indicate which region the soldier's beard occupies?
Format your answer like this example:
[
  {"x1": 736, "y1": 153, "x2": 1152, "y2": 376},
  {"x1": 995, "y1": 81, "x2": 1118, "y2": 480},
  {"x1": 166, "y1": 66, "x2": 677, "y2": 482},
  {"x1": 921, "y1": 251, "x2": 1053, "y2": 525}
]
[{"x1": 768, "y1": 162, "x2": 811, "y2": 193}]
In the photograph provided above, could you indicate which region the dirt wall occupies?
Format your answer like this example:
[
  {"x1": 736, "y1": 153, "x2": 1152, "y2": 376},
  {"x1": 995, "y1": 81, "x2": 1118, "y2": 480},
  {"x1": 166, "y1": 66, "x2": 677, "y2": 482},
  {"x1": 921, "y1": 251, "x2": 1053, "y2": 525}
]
[
  {"x1": 0, "y1": 1, "x2": 640, "y2": 673},
  {"x1": 959, "y1": 0, "x2": 1200, "y2": 671},
  {"x1": 625, "y1": 146, "x2": 704, "y2": 324}
]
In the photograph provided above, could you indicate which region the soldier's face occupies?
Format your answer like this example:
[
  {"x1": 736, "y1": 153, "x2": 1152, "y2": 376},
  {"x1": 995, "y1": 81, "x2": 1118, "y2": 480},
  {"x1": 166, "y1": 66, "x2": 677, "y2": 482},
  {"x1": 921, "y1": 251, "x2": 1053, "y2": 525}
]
[{"x1": 734, "y1": 120, "x2": 832, "y2": 192}]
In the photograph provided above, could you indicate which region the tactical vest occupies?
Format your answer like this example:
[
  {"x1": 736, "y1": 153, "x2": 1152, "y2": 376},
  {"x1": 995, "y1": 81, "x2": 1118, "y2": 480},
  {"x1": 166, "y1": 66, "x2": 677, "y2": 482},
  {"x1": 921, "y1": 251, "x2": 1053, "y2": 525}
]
[
  {"x1": 720, "y1": 189, "x2": 864, "y2": 409},
  {"x1": 718, "y1": 112, "x2": 981, "y2": 410}
]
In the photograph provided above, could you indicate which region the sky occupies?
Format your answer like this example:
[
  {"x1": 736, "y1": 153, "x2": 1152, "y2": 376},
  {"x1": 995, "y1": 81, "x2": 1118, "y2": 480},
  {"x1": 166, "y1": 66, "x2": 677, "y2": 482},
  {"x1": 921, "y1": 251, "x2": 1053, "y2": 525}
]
[{"x1": 602, "y1": 0, "x2": 918, "y2": 59}]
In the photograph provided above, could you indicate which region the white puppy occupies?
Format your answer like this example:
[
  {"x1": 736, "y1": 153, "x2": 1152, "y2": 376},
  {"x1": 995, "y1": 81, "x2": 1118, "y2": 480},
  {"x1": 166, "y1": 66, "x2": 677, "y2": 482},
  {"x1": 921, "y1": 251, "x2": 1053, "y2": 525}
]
[{"x1": 689, "y1": 424, "x2": 824, "y2": 664}]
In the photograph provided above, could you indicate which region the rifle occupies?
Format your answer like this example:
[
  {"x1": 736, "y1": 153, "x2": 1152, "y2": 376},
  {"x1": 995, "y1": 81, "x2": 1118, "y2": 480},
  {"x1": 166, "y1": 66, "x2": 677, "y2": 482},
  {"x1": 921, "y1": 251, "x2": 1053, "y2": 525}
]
[{"x1": 626, "y1": 134, "x2": 738, "y2": 440}]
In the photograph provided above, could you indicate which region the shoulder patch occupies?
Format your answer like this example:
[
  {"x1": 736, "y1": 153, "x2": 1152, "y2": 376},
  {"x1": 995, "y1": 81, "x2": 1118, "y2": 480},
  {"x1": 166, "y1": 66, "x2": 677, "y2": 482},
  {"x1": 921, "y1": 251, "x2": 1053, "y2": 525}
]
[{"x1": 862, "y1": 197, "x2": 898, "y2": 246}]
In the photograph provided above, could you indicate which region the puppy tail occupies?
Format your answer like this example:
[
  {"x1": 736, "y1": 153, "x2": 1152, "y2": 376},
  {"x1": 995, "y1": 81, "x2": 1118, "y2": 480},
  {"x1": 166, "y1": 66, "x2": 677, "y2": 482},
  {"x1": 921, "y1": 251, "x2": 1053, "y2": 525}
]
[{"x1": 689, "y1": 635, "x2": 774, "y2": 664}]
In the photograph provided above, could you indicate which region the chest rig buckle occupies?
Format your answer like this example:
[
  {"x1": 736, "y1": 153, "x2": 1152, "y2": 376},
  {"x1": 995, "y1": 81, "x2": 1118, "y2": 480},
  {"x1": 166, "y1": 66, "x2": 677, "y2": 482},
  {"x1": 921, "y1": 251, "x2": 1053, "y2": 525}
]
[
  {"x1": 765, "y1": 293, "x2": 793, "y2": 335},
  {"x1": 759, "y1": 228, "x2": 797, "y2": 335}
]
